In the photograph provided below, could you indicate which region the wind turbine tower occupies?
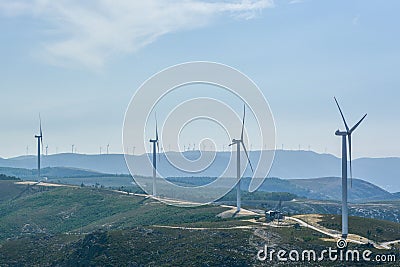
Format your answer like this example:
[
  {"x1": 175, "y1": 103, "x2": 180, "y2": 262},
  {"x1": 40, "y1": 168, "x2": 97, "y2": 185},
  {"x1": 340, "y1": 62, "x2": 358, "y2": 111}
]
[
  {"x1": 229, "y1": 104, "x2": 253, "y2": 212},
  {"x1": 34, "y1": 116, "x2": 43, "y2": 179},
  {"x1": 334, "y1": 97, "x2": 367, "y2": 238},
  {"x1": 149, "y1": 116, "x2": 160, "y2": 196}
]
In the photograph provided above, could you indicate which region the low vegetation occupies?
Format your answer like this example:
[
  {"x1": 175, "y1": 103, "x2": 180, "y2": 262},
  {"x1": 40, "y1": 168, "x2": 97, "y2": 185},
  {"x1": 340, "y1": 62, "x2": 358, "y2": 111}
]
[
  {"x1": 317, "y1": 214, "x2": 400, "y2": 242},
  {"x1": 0, "y1": 180, "x2": 399, "y2": 266},
  {"x1": 0, "y1": 174, "x2": 20, "y2": 180}
]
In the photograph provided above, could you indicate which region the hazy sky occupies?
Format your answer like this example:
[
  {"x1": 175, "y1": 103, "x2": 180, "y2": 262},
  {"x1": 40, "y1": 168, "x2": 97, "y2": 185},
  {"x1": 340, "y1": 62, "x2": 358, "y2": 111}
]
[{"x1": 1, "y1": 0, "x2": 399, "y2": 158}]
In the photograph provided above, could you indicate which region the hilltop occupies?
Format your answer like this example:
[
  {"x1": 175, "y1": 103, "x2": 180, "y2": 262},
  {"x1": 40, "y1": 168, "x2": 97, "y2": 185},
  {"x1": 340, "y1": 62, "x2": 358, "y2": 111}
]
[{"x1": 0, "y1": 166, "x2": 103, "y2": 180}]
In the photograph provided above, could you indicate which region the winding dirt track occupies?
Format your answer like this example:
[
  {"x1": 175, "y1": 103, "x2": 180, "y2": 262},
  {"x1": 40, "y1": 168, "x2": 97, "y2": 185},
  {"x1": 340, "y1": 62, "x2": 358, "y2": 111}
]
[{"x1": 20, "y1": 181, "x2": 400, "y2": 250}]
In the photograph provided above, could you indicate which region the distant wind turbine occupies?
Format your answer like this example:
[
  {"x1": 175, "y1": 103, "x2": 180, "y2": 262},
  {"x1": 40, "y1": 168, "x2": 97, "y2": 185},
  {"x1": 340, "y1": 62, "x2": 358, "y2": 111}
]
[
  {"x1": 34, "y1": 115, "x2": 43, "y2": 179},
  {"x1": 46, "y1": 145, "x2": 48, "y2": 156},
  {"x1": 229, "y1": 104, "x2": 254, "y2": 212},
  {"x1": 72, "y1": 144, "x2": 75, "y2": 154},
  {"x1": 149, "y1": 115, "x2": 160, "y2": 196},
  {"x1": 107, "y1": 144, "x2": 110, "y2": 154},
  {"x1": 334, "y1": 97, "x2": 367, "y2": 238}
]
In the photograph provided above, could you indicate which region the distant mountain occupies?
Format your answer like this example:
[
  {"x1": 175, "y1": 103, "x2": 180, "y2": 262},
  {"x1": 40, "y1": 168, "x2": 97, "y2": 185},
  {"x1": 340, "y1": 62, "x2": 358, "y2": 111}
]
[
  {"x1": 285, "y1": 177, "x2": 397, "y2": 203},
  {"x1": 0, "y1": 150, "x2": 399, "y2": 192},
  {"x1": 0, "y1": 163, "x2": 396, "y2": 202},
  {"x1": 0, "y1": 154, "x2": 126, "y2": 174}
]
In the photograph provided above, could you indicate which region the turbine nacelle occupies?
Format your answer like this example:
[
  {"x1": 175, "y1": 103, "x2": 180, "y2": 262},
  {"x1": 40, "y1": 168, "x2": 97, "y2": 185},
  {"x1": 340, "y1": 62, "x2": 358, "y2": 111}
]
[
  {"x1": 335, "y1": 130, "x2": 347, "y2": 136},
  {"x1": 230, "y1": 139, "x2": 241, "y2": 146}
]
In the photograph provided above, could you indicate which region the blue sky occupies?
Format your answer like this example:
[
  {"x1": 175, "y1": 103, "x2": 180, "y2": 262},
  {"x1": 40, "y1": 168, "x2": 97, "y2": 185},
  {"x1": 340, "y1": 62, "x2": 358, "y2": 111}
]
[{"x1": 0, "y1": 0, "x2": 399, "y2": 158}]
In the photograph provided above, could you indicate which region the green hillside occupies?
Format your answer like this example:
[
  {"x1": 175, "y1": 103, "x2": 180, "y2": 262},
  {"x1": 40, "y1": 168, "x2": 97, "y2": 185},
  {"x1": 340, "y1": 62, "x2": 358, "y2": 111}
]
[
  {"x1": 0, "y1": 180, "x2": 399, "y2": 266},
  {"x1": 0, "y1": 184, "x2": 227, "y2": 242}
]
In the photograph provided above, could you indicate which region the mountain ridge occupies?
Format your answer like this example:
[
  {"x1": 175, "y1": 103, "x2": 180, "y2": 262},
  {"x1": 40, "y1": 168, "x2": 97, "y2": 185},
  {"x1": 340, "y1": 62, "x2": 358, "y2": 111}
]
[{"x1": 0, "y1": 150, "x2": 399, "y2": 192}]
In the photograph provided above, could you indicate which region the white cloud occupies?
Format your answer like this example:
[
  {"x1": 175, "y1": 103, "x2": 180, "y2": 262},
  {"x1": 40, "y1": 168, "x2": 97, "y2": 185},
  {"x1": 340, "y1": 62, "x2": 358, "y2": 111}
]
[
  {"x1": 0, "y1": 0, "x2": 274, "y2": 69},
  {"x1": 289, "y1": 0, "x2": 305, "y2": 4}
]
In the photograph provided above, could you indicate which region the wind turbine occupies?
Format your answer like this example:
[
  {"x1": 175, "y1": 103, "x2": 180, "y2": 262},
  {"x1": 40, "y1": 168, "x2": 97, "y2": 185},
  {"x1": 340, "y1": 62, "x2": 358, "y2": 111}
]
[
  {"x1": 72, "y1": 144, "x2": 75, "y2": 154},
  {"x1": 107, "y1": 144, "x2": 110, "y2": 154},
  {"x1": 34, "y1": 115, "x2": 43, "y2": 179},
  {"x1": 334, "y1": 97, "x2": 367, "y2": 238},
  {"x1": 229, "y1": 104, "x2": 254, "y2": 212},
  {"x1": 46, "y1": 145, "x2": 48, "y2": 156},
  {"x1": 149, "y1": 115, "x2": 160, "y2": 196}
]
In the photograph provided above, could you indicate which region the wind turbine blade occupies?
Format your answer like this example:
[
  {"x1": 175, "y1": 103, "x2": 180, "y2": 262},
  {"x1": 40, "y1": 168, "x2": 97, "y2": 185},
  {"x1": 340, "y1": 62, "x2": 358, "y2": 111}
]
[
  {"x1": 240, "y1": 104, "x2": 245, "y2": 140},
  {"x1": 39, "y1": 114, "x2": 43, "y2": 136},
  {"x1": 241, "y1": 142, "x2": 254, "y2": 173},
  {"x1": 349, "y1": 114, "x2": 367, "y2": 134},
  {"x1": 157, "y1": 141, "x2": 160, "y2": 162},
  {"x1": 39, "y1": 114, "x2": 43, "y2": 153},
  {"x1": 334, "y1": 97, "x2": 349, "y2": 132},
  {"x1": 348, "y1": 134, "x2": 352, "y2": 188},
  {"x1": 155, "y1": 113, "x2": 159, "y2": 141}
]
